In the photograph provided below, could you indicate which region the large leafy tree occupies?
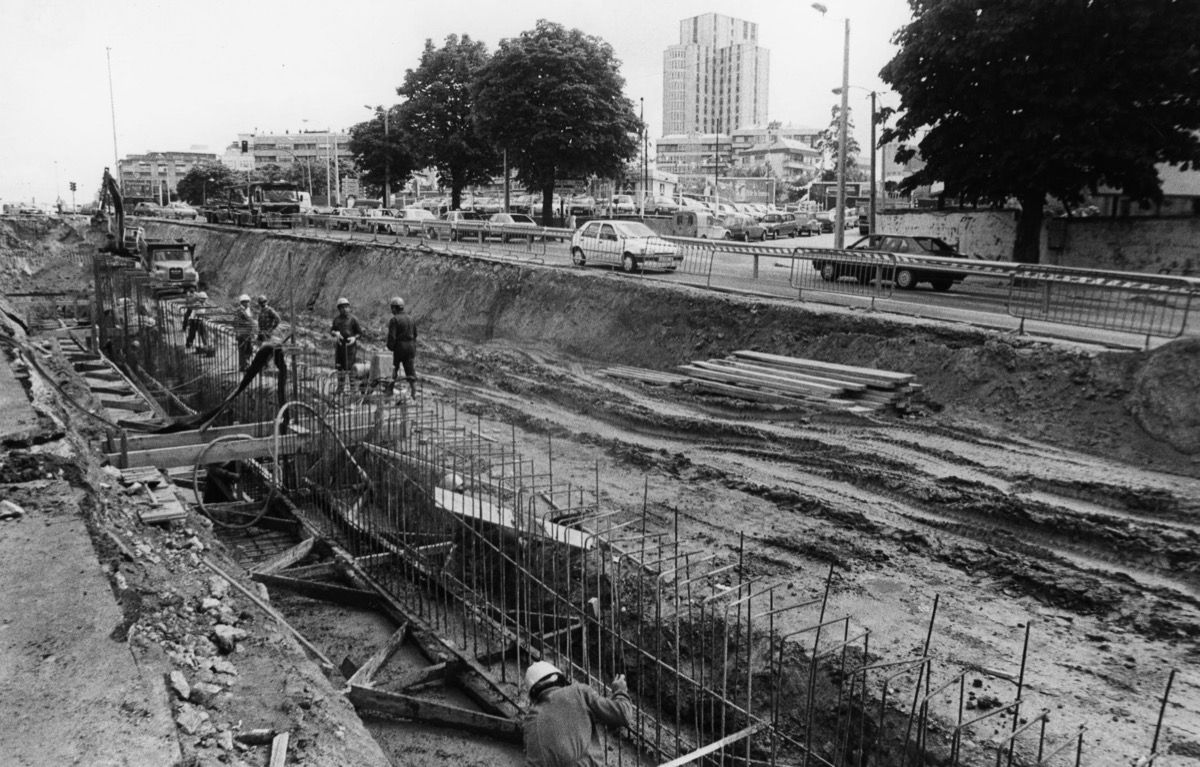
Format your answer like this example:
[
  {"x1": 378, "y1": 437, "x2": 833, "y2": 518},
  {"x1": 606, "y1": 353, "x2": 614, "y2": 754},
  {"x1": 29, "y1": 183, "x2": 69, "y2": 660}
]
[
  {"x1": 348, "y1": 111, "x2": 417, "y2": 202},
  {"x1": 395, "y1": 35, "x2": 500, "y2": 211},
  {"x1": 472, "y1": 20, "x2": 640, "y2": 221},
  {"x1": 176, "y1": 163, "x2": 240, "y2": 206},
  {"x1": 881, "y1": 0, "x2": 1200, "y2": 263},
  {"x1": 816, "y1": 104, "x2": 861, "y2": 181}
]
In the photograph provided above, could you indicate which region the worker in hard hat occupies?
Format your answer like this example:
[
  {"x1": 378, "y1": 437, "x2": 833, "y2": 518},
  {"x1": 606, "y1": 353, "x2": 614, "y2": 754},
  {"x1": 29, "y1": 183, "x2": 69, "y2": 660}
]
[
  {"x1": 330, "y1": 297, "x2": 361, "y2": 394},
  {"x1": 385, "y1": 296, "x2": 418, "y2": 401},
  {"x1": 183, "y1": 290, "x2": 210, "y2": 351},
  {"x1": 522, "y1": 661, "x2": 631, "y2": 767},
  {"x1": 255, "y1": 294, "x2": 280, "y2": 344},
  {"x1": 233, "y1": 293, "x2": 255, "y2": 371}
]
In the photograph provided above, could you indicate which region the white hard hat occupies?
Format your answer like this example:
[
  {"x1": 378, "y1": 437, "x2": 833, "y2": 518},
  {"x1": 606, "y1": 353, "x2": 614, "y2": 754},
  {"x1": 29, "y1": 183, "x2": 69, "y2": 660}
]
[
  {"x1": 336, "y1": 297, "x2": 350, "y2": 307},
  {"x1": 525, "y1": 661, "x2": 563, "y2": 691},
  {"x1": 238, "y1": 294, "x2": 251, "y2": 303},
  {"x1": 390, "y1": 296, "x2": 405, "y2": 309}
]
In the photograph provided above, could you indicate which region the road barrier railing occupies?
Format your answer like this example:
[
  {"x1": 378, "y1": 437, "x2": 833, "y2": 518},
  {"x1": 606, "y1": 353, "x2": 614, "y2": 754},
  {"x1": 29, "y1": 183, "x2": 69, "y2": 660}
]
[
  {"x1": 790, "y1": 247, "x2": 898, "y2": 304},
  {"x1": 1006, "y1": 264, "x2": 1198, "y2": 341}
]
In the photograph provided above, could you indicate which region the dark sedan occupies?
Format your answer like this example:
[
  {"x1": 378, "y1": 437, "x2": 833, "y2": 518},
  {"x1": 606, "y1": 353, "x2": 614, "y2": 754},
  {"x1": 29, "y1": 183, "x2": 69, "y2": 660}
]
[{"x1": 811, "y1": 234, "x2": 972, "y2": 291}]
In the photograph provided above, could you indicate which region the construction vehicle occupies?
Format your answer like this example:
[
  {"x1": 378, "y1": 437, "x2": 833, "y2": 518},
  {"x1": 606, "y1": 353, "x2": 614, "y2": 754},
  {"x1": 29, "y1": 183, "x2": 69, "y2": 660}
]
[
  {"x1": 202, "y1": 181, "x2": 304, "y2": 228},
  {"x1": 96, "y1": 168, "x2": 198, "y2": 295},
  {"x1": 139, "y1": 238, "x2": 199, "y2": 295}
]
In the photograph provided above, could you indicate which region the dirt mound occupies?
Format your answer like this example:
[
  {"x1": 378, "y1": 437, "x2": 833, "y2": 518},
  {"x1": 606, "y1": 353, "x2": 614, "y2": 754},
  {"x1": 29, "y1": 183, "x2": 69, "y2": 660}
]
[
  {"x1": 125, "y1": 222, "x2": 1200, "y2": 478},
  {"x1": 0, "y1": 217, "x2": 95, "y2": 293}
]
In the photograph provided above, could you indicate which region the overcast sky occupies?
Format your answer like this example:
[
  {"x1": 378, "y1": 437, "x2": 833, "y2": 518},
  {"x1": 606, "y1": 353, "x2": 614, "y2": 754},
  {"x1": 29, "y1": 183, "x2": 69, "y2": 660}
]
[{"x1": 1, "y1": 0, "x2": 913, "y2": 205}]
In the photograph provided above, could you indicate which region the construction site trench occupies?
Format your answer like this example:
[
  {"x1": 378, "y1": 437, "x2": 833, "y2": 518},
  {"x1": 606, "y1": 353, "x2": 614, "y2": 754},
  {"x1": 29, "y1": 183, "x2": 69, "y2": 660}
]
[{"x1": 1, "y1": 216, "x2": 1199, "y2": 767}]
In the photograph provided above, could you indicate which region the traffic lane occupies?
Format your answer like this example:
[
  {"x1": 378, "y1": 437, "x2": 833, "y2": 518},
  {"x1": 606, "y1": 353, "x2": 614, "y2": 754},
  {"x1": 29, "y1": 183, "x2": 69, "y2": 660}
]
[{"x1": 292, "y1": 222, "x2": 1016, "y2": 314}]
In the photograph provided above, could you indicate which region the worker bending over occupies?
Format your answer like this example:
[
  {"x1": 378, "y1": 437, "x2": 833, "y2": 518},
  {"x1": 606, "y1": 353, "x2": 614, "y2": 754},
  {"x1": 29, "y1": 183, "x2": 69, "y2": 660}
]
[{"x1": 522, "y1": 661, "x2": 631, "y2": 767}]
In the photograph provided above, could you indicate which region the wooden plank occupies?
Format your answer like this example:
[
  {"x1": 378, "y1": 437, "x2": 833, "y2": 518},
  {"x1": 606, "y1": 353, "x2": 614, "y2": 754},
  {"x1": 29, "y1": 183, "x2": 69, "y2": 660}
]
[
  {"x1": 657, "y1": 723, "x2": 767, "y2": 767},
  {"x1": 347, "y1": 623, "x2": 410, "y2": 688},
  {"x1": 101, "y1": 398, "x2": 152, "y2": 412},
  {"x1": 732, "y1": 350, "x2": 914, "y2": 384},
  {"x1": 390, "y1": 661, "x2": 460, "y2": 692},
  {"x1": 268, "y1": 732, "x2": 289, "y2": 767},
  {"x1": 106, "y1": 422, "x2": 376, "y2": 469},
  {"x1": 282, "y1": 560, "x2": 339, "y2": 580},
  {"x1": 708, "y1": 358, "x2": 870, "y2": 391},
  {"x1": 680, "y1": 365, "x2": 836, "y2": 401},
  {"x1": 250, "y1": 572, "x2": 381, "y2": 609},
  {"x1": 120, "y1": 419, "x2": 279, "y2": 451},
  {"x1": 346, "y1": 686, "x2": 521, "y2": 742},
  {"x1": 253, "y1": 537, "x2": 315, "y2": 575},
  {"x1": 688, "y1": 377, "x2": 817, "y2": 406},
  {"x1": 687, "y1": 360, "x2": 848, "y2": 396}
]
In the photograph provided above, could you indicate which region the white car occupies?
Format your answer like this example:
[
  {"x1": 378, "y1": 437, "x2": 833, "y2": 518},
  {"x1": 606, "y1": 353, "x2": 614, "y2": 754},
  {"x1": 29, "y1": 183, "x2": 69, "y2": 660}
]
[
  {"x1": 570, "y1": 220, "x2": 682, "y2": 273},
  {"x1": 166, "y1": 202, "x2": 199, "y2": 220}
]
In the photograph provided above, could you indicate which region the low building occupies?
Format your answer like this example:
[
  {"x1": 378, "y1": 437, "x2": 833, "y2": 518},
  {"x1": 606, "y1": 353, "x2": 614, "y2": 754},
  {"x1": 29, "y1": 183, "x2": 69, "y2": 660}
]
[{"x1": 117, "y1": 151, "x2": 217, "y2": 203}]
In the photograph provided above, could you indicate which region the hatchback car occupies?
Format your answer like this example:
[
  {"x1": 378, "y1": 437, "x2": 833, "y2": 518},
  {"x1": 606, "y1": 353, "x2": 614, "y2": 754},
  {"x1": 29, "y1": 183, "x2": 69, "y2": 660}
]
[
  {"x1": 166, "y1": 202, "x2": 199, "y2": 220},
  {"x1": 571, "y1": 220, "x2": 681, "y2": 273},
  {"x1": 811, "y1": 234, "x2": 970, "y2": 291},
  {"x1": 760, "y1": 212, "x2": 799, "y2": 239},
  {"x1": 427, "y1": 209, "x2": 485, "y2": 240},
  {"x1": 722, "y1": 214, "x2": 767, "y2": 242}
]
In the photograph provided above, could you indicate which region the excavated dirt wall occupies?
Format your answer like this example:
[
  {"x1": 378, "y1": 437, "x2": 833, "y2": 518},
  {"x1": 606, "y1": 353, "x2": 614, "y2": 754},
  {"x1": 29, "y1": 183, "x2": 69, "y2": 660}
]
[{"x1": 72, "y1": 221, "x2": 1200, "y2": 476}]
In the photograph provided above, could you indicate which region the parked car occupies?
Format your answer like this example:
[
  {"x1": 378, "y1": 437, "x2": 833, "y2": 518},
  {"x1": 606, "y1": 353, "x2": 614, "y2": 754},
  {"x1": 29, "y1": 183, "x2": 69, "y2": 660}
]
[
  {"x1": 165, "y1": 202, "x2": 199, "y2": 220},
  {"x1": 427, "y1": 209, "x2": 485, "y2": 240},
  {"x1": 646, "y1": 196, "x2": 680, "y2": 216},
  {"x1": 760, "y1": 212, "x2": 799, "y2": 239},
  {"x1": 810, "y1": 234, "x2": 970, "y2": 291},
  {"x1": 571, "y1": 220, "x2": 682, "y2": 273},
  {"x1": 132, "y1": 202, "x2": 165, "y2": 217},
  {"x1": 486, "y1": 212, "x2": 539, "y2": 242},
  {"x1": 722, "y1": 214, "x2": 767, "y2": 242},
  {"x1": 390, "y1": 207, "x2": 436, "y2": 236},
  {"x1": 796, "y1": 215, "x2": 822, "y2": 236},
  {"x1": 610, "y1": 195, "x2": 637, "y2": 215}
]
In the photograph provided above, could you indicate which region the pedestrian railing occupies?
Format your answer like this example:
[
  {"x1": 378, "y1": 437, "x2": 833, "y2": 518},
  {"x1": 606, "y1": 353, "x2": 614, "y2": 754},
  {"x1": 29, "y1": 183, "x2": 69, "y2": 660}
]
[{"x1": 1006, "y1": 265, "x2": 1197, "y2": 341}]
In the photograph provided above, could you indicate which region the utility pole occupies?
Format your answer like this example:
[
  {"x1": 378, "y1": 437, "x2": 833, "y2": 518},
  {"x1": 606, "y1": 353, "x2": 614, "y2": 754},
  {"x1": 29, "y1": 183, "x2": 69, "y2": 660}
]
[
  {"x1": 834, "y1": 17, "x2": 850, "y2": 248},
  {"x1": 642, "y1": 98, "x2": 649, "y2": 217},
  {"x1": 869, "y1": 89, "x2": 877, "y2": 235}
]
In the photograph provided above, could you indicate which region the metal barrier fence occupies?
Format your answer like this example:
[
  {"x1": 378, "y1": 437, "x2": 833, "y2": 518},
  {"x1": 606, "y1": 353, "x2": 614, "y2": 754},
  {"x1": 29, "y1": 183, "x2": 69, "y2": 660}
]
[
  {"x1": 156, "y1": 214, "x2": 1200, "y2": 342},
  {"x1": 1007, "y1": 264, "x2": 1195, "y2": 341}
]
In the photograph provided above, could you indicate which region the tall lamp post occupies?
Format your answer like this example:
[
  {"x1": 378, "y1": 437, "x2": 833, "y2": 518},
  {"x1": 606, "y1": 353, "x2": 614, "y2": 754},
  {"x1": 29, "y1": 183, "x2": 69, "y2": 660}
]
[
  {"x1": 364, "y1": 105, "x2": 391, "y2": 207},
  {"x1": 813, "y1": 3, "x2": 850, "y2": 248}
]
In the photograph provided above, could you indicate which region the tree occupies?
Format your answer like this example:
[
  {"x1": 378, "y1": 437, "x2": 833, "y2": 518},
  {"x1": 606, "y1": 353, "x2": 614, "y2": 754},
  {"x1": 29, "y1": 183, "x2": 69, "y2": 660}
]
[
  {"x1": 176, "y1": 163, "x2": 239, "y2": 206},
  {"x1": 395, "y1": 35, "x2": 500, "y2": 211},
  {"x1": 881, "y1": 0, "x2": 1200, "y2": 263},
  {"x1": 347, "y1": 111, "x2": 416, "y2": 203},
  {"x1": 472, "y1": 20, "x2": 640, "y2": 222},
  {"x1": 816, "y1": 104, "x2": 860, "y2": 180}
]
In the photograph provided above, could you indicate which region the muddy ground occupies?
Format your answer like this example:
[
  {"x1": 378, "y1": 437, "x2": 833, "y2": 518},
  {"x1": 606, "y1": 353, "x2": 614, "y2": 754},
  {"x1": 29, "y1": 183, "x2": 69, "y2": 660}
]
[{"x1": 1, "y1": 217, "x2": 1198, "y2": 766}]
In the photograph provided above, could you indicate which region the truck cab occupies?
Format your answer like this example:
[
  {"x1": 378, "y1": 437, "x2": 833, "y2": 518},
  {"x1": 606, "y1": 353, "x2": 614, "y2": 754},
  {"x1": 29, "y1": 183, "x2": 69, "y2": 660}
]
[{"x1": 139, "y1": 238, "x2": 199, "y2": 295}]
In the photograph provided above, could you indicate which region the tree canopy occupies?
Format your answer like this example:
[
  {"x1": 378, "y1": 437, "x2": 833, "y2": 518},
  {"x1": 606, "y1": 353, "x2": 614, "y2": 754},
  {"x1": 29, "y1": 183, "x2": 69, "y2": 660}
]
[
  {"x1": 817, "y1": 104, "x2": 861, "y2": 180},
  {"x1": 347, "y1": 110, "x2": 416, "y2": 203},
  {"x1": 176, "y1": 163, "x2": 240, "y2": 206},
  {"x1": 881, "y1": 0, "x2": 1200, "y2": 262},
  {"x1": 395, "y1": 35, "x2": 500, "y2": 211},
  {"x1": 472, "y1": 19, "x2": 640, "y2": 221}
]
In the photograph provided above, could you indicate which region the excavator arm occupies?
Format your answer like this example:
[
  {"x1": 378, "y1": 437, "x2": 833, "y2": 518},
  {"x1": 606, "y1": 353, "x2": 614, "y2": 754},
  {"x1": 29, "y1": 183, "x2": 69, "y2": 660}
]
[{"x1": 97, "y1": 167, "x2": 133, "y2": 258}]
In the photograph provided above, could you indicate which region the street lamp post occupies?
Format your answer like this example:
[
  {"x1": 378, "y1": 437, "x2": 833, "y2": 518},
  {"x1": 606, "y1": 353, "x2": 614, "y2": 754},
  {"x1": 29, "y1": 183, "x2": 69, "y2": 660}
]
[
  {"x1": 365, "y1": 105, "x2": 392, "y2": 207},
  {"x1": 813, "y1": 3, "x2": 850, "y2": 248}
]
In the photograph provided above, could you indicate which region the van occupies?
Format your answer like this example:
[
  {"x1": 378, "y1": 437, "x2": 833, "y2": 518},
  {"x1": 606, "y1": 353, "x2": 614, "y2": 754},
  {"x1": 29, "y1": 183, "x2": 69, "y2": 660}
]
[{"x1": 670, "y1": 210, "x2": 729, "y2": 240}]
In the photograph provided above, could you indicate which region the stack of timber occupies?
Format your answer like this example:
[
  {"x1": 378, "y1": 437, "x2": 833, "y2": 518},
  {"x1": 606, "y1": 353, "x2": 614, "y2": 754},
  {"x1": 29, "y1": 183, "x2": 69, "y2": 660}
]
[
  {"x1": 598, "y1": 365, "x2": 689, "y2": 387},
  {"x1": 678, "y1": 350, "x2": 918, "y2": 413}
]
